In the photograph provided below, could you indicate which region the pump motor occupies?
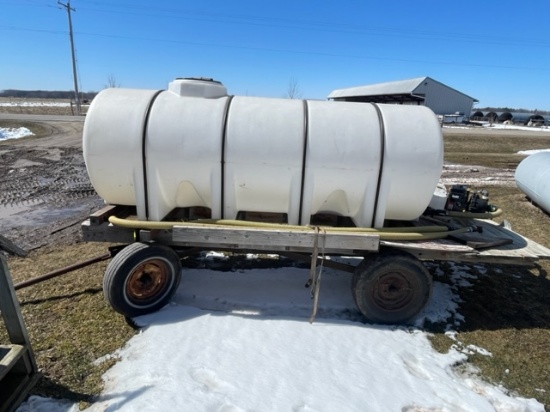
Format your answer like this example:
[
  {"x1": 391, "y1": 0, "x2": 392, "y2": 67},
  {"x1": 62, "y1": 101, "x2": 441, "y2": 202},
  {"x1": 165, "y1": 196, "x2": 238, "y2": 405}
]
[
  {"x1": 445, "y1": 185, "x2": 492, "y2": 213},
  {"x1": 445, "y1": 185, "x2": 469, "y2": 212}
]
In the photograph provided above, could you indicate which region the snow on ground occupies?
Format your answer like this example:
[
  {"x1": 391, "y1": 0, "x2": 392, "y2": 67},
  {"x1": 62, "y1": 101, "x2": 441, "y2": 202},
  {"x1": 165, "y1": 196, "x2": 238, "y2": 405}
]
[
  {"x1": 483, "y1": 124, "x2": 550, "y2": 133},
  {"x1": 517, "y1": 148, "x2": 550, "y2": 155},
  {"x1": 17, "y1": 257, "x2": 544, "y2": 412},
  {"x1": 0, "y1": 127, "x2": 33, "y2": 140},
  {"x1": 0, "y1": 101, "x2": 70, "y2": 107},
  {"x1": 444, "y1": 123, "x2": 550, "y2": 133}
]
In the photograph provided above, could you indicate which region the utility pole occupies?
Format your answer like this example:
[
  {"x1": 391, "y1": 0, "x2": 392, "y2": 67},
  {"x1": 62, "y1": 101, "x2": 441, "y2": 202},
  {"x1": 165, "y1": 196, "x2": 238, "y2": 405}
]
[{"x1": 58, "y1": 0, "x2": 81, "y2": 115}]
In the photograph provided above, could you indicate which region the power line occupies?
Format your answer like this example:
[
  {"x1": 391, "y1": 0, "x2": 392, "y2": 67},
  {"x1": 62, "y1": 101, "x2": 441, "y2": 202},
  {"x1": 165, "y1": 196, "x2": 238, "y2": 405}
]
[
  {"x1": 65, "y1": 2, "x2": 550, "y2": 49},
  {"x1": 1, "y1": 0, "x2": 547, "y2": 49},
  {"x1": 67, "y1": 30, "x2": 550, "y2": 73},
  {"x1": 1, "y1": 24, "x2": 549, "y2": 73},
  {"x1": 0, "y1": 26, "x2": 65, "y2": 35}
]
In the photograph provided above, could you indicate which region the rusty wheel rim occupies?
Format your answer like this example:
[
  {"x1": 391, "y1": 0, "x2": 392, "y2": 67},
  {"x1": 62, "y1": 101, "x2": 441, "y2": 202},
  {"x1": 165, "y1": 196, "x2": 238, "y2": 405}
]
[
  {"x1": 372, "y1": 272, "x2": 413, "y2": 311},
  {"x1": 126, "y1": 259, "x2": 170, "y2": 304}
]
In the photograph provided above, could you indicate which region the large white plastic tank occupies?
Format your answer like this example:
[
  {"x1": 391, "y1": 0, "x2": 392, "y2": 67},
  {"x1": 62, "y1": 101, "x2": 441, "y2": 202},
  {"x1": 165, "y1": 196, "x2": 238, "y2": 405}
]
[
  {"x1": 515, "y1": 151, "x2": 550, "y2": 214},
  {"x1": 83, "y1": 78, "x2": 443, "y2": 228}
]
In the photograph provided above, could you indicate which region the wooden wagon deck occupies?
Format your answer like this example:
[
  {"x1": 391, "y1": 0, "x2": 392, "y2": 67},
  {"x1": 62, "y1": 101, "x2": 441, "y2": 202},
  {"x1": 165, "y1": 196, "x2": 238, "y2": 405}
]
[
  {"x1": 384, "y1": 216, "x2": 550, "y2": 265},
  {"x1": 82, "y1": 205, "x2": 550, "y2": 267}
]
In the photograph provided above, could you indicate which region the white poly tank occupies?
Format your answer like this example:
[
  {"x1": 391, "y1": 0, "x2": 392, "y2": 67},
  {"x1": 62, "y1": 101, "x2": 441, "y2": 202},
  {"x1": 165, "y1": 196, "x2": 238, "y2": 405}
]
[
  {"x1": 515, "y1": 151, "x2": 550, "y2": 214},
  {"x1": 83, "y1": 78, "x2": 443, "y2": 228}
]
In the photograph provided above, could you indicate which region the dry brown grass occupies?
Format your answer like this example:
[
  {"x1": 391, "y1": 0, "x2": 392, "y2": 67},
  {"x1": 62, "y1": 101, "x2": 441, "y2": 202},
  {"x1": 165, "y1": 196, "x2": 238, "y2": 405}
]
[
  {"x1": 443, "y1": 128, "x2": 550, "y2": 169},
  {"x1": 428, "y1": 146, "x2": 550, "y2": 407},
  {"x1": 1, "y1": 241, "x2": 135, "y2": 407}
]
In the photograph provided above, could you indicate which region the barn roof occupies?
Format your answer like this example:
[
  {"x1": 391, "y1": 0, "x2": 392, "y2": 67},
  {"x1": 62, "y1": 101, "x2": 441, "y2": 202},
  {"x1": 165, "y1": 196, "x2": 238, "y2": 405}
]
[
  {"x1": 328, "y1": 77, "x2": 429, "y2": 99},
  {"x1": 328, "y1": 76, "x2": 478, "y2": 103}
]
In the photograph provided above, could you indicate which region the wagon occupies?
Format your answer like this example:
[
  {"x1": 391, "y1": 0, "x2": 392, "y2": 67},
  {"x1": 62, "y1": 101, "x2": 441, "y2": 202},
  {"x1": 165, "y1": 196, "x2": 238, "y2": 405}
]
[
  {"x1": 81, "y1": 203, "x2": 550, "y2": 324},
  {"x1": 80, "y1": 79, "x2": 550, "y2": 324}
]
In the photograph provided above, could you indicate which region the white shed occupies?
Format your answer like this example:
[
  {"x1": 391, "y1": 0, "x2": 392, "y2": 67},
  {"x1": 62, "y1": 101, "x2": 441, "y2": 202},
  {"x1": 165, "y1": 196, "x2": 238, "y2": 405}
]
[{"x1": 328, "y1": 77, "x2": 478, "y2": 119}]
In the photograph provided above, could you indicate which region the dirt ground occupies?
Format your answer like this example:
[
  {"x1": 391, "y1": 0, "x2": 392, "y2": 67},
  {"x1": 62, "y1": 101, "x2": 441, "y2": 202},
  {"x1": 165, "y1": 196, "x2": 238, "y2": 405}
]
[{"x1": 0, "y1": 113, "x2": 103, "y2": 252}]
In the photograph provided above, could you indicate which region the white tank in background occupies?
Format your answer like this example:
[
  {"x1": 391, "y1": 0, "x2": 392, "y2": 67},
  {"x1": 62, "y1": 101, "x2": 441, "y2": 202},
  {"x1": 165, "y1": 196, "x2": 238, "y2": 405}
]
[
  {"x1": 83, "y1": 78, "x2": 443, "y2": 228},
  {"x1": 515, "y1": 151, "x2": 550, "y2": 214}
]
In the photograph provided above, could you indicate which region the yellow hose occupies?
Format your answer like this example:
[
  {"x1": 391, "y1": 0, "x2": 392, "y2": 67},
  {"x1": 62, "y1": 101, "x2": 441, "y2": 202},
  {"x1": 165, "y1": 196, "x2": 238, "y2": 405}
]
[
  {"x1": 446, "y1": 208, "x2": 503, "y2": 219},
  {"x1": 107, "y1": 215, "x2": 472, "y2": 241},
  {"x1": 189, "y1": 219, "x2": 449, "y2": 233},
  {"x1": 375, "y1": 227, "x2": 470, "y2": 241}
]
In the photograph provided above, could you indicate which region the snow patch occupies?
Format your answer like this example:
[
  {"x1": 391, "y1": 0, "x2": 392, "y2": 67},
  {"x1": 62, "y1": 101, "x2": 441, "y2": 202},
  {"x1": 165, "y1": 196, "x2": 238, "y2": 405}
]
[
  {"x1": 517, "y1": 148, "x2": 550, "y2": 155},
  {"x1": 16, "y1": 262, "x2": 544, "y2": 412},
  {"x1": 0, "y1": 101, "x2": 70, "y2": 107},
  {"x1": 0, "y1": 127, "x2": 34, "y2": 140}
]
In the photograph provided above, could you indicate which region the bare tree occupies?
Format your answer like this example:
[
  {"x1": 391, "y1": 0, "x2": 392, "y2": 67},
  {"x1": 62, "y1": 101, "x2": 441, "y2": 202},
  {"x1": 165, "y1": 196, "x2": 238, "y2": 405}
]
[
  {"x1": 284, "y1": 77, "x2": 302, "y2": 99},
  {"x1": 105, "y1": 74, "x2": 120, "y2": 88}
]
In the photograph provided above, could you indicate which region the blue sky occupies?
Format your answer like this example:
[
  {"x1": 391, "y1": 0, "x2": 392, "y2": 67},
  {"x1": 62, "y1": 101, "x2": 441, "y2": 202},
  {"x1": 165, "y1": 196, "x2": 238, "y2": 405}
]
[{"x1": 1, "y1": 0, "x2": 549, "y2": 109}]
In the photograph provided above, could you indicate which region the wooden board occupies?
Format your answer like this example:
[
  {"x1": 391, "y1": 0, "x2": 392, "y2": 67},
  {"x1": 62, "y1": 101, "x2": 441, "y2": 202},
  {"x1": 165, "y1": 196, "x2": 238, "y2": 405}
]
[
  {"x1": 0, "y1": 256, "x2": 38, "y2": 412},
  {"x1": 0, "y1": 345, "x2": 25, "y2": 380},
  {"x1": 0, "y1": 234, "x2": 27, "y2": 257},
  {"x1": 81, "y1": 220, "x2": 136, "y2": 244},
  {"x1": 172, "y1": 224, "x2": 380, "y2": 254}
]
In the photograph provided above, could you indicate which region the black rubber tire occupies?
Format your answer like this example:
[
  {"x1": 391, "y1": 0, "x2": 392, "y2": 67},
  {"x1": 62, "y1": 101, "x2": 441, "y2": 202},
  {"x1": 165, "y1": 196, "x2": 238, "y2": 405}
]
[
  {"x1": 103, "y1": 242, "x2": 182, "y2": 317},
  {"x1": 351, "y1": 253, "x2": 377, "y2": 292},
  {"x1": 352, "y1": 250, "x2": 432, "y2": 325}
]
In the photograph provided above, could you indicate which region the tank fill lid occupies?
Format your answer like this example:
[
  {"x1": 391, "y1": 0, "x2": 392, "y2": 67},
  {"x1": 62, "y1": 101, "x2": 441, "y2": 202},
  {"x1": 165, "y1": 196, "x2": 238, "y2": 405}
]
[{"x1": 168, "y1": 77, "x2": 227, "y2": 98}]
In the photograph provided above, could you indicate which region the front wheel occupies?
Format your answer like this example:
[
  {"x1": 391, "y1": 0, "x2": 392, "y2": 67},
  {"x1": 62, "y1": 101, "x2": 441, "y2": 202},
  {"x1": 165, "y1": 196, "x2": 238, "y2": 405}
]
[
  {"x1": 103, "y1": 242, "x2": 182, "y2": 317},
  {"x1": 352, "y1": 250, "x2": 432, "y2": 324}
]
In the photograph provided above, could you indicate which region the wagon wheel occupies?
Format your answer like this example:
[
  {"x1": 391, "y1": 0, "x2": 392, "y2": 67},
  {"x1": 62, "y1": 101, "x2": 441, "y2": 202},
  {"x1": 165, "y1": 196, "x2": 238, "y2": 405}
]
[
  {"x1": 103, "y1": 242, "x2": 182, "y2": 317},
  {"x1": 352, "y1": 249, "x2": 432, "y2": 324}
]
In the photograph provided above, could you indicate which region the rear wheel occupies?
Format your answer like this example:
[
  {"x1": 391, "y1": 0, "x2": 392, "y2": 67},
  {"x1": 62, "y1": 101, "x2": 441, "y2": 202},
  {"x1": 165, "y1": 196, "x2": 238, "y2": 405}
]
[
  {"x1": 352, "y1": 250, "x2": 432, "y2": 324},
  {"x1": 103, "y1": 242, "x2": 182, "y2": 317}
]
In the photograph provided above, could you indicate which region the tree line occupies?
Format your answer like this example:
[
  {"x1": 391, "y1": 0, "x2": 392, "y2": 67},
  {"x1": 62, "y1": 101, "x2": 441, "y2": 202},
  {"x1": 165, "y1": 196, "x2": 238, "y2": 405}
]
[{"x1": 0, "y1": 90, "x2": 97, "y2": 100}]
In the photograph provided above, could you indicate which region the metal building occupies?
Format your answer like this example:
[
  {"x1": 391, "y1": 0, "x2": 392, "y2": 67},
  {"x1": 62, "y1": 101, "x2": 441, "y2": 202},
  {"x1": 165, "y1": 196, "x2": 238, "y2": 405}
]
[
  {"x1": 328, "y1": 77, "x2": 478, "y2": 118},
  {"x1": 471, "y1": 110, "x2": 548, "y2": 125}
]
